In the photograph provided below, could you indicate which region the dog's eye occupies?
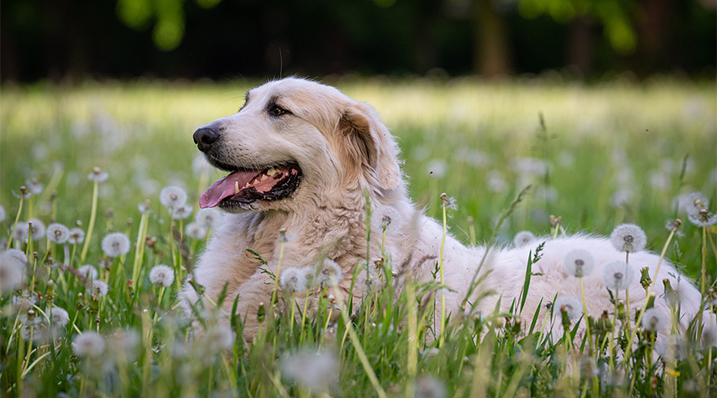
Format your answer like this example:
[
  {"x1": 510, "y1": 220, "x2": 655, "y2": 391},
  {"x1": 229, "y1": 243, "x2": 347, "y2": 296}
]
[{"x1": 268, "y1": 104, "x2": 289, "y2": 117}]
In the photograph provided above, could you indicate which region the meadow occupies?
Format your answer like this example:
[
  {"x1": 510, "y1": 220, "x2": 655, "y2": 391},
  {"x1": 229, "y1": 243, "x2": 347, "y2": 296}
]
[{"x1": 0, "y1": 77, "x2": 715, "y2": 397}]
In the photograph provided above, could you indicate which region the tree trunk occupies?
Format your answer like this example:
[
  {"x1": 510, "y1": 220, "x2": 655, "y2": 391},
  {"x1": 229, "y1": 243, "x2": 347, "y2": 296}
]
[
  {"x1": 472, "y1": 0, "x2": 511, "y2": 78},
  {"x1": 567, "y1": 16, "x2": 593, "y2": 75}
]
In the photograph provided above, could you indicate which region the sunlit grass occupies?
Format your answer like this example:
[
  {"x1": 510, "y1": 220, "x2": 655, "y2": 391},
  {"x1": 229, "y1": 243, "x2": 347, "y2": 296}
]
[{"x1": 0, "y1": 78, "x2": 715, "y2": 397}]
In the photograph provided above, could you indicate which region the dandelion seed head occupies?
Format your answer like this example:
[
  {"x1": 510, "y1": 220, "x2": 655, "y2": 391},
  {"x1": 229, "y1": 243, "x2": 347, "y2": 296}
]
[
  {"x1": 563, "y1": 249, "x2": 595, "y2": 278},
  {"x1": 641, "y1": 308, "x2": 669, "y2": 332},
  {"x1": 159, "y1": 186, "x2": 187, "y2": 210},
  {"x1": 204, "y1": 324, "x2": 235, "y2": 352},
  {"x1": 26, "y1": 178, "x2": 44, "y2": 195},
  {"x1": 149, "y1": 264, "x2": 175, "y2": 287},
  {"x1": 0, "y1": 205, "x2": 5, "y2": 223},
  {"x1": 137, "y1": 201, "x2": 150, "y2": 214},
  {"x1": 279, "y1": 267, "x2": 308, "y2": 293},
  {"x1": 90, "y1": 280, "x2": 108, "y2": 297},
  {"x1": 602, "y1": 262, "x2": 635, "y2": 291},
  {"x1": 101, "y1": 232, "x2": 130, "y2": 258},
  {"x1": 280, "y1": 349, "x2": 338, "y2": 391},
  {"x1": 185, "y1": 222, "x2": 206, "y2": 239},
  {"x1": 47, "y1": 223, "x2": 70, "y2": 244},
  {"x1": 513, "y1": 231, "x2": 536, "y2": 248},
  {"x1": 72, "y1": 331, "x2": 106, "y2": 357},
  {"x1": 0, "y1": 252, "x2": 25, "y2": 292},
  {"x1": 580, "y1": 357, "x2": 599, "y2": 379},
  {"x1": 487, "y1": 170, "x2": 507, "y2": 193},
  {"x1": 172, "y1": 204, "x2": 193, "y2": 220},
  {"x1": 3, "y1": 249, "x2": 27, "y2": 264},
  {"x1": 688, "y1": 211, "x2": 717, "y2": 227},
  {"x1": 316, "y1": 259, "x2": 343, "y2": 287},
  {"x1": 372, "y1": 206, "x2": 403, "y2": 234},
  {"x1": 702, "y1": 318, "x2": 717, "y2": 348},
  {"x1": 553, "y1": 296, "x2": 583, "y2": 321},
  {"x1": 415, "y1": 375, "x2": 447, "y2": 398},
  {"x1": 674, "y1": 192, "x2": 708, "y2": 217},
  {"x1": 107, "y1": 329, "x2": 141, "y2": 362},
  {"x1": 13, "y1": 222, "x2": 29, "y2": 243},
  {"x1": 87, "y1": 167, "x2": 109, "y2": 183},
  {"x1": 426, "y1": 159, "x2": 447, "y2": 178},
  {"x1": 656, "y1": 334, "x2": 686, "y2": 361},
  {"x1": 514, "y1": 157, "x2": 549, "y2": 177},
  {"x1": 609, "y1": 223, "x2": 647, "y2": 253},
  {"x1": 51, "y1": 307, "x2": 70, "y2": 328},
  {"x1": 195, "y1": 208, "x2": 221, "y2": 228},
  {"x1": 12, "y1": 293, "x2": 36, "y2": 310},
  {"x1": 21, "y1": 321, "x2": 48, "y2": 343},
  {"x1": 78, "y1": 265, "x2": 99, "y2": 280},
  {"x1": 27, "y1": 218, "x2": 46, "y2": 240},
  {"x1": 68, "y1": 227, "x2": 85, "y2": 244}
]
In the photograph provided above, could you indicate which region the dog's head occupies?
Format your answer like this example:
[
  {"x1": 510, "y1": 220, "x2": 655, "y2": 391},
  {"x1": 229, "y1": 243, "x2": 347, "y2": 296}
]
[{"x1": 194, "y1": 77, "x2": 402, "y2": 213}]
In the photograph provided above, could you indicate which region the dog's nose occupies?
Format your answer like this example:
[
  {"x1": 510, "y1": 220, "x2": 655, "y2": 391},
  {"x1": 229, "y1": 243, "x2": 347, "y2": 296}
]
[{"x1": 193, "y1": 127, "x2": 220, "y2": 151}]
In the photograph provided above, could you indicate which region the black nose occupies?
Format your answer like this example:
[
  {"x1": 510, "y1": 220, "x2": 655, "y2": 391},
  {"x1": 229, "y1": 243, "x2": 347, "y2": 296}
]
[{"x1": 193, "y1": 127, "x2": 220, "y2": 152}]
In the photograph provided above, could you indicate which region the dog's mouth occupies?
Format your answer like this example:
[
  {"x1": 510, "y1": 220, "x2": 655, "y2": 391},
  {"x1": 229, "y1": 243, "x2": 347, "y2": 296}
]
[{"x1": 199, "y1": 163, "x2": 303, "y2": 209}]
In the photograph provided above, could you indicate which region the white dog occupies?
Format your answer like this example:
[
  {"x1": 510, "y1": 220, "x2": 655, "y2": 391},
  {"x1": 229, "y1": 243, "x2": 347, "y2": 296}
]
[{"x1": 182, "y1": 77, "x2": 702, "y2": 344}]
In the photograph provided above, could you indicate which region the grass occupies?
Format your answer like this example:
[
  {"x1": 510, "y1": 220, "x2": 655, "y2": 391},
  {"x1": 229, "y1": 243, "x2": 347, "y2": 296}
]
[{"x1": 0, "y1": 77, "x2": 716, "y2": 397}]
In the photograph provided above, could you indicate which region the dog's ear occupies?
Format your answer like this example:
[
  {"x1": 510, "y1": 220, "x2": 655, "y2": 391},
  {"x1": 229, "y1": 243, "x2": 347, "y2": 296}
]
[{"x1": 338, "y1": 102, "x2": 402, "y2": 192}]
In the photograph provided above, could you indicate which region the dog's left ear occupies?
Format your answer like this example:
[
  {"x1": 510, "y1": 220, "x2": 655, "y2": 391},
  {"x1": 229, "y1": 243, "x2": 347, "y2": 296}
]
[{"x1": 339, "y1": 102, "x2": 402, "y2": 192}]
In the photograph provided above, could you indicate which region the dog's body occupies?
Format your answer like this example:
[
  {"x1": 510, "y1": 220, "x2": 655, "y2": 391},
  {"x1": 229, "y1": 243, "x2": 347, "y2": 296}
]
[{"x1": 182, "y1": 78, "x2": 702, "y2": 343}]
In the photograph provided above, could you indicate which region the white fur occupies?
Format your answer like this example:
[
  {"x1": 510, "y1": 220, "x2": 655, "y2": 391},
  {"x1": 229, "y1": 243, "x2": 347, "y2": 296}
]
[{"x1": 182, "y1": 78, "x2": 702, "y2": 345}]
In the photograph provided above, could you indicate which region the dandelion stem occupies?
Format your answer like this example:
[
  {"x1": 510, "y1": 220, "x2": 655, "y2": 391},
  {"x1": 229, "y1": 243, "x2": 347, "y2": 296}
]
[
  {"x1": 80, "y1": 180, "x2": 99, "y2": 263},
  {"x1": 7, "y1": 196, "x2": 24, "y2": 250},
  {"x1": 405, "y1": 281, "x2": 418, "y2": 398},
  {"x1": 271, "y1": 236, "x2": 285, "y2": 307},
  {"x1": 439, "y1": 193, "x2": 448, "y2": 347}
]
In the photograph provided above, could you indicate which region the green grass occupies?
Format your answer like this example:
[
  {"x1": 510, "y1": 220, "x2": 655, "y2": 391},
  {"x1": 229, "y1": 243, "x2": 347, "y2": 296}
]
[{"x1": 0, "y1": 78, "x2": 715, "y2": 397}]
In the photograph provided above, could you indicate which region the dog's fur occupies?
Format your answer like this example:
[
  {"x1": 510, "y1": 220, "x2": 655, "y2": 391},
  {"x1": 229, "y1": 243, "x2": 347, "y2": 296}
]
[{"x1": 182, "y1": 77, "x2": 702, "y2": 344}]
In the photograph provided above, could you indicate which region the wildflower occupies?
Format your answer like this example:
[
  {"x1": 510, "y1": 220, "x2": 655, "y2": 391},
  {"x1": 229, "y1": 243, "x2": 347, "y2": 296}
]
[
  {"x1": 0, "y1": 204, "x2": 5, "y2": 223},
  {"x1": 372, "y1": 206, "x2": 403, "y2": 234},
  {"x1": 316, "y1": 259, "x2": 343, "y2": 286},
  {"x1": 47, "y1": 223, "x2": 70, "y2": 244},
  {"x1": 107, "y1": 329, "x2": 141, "y2": 363},
  {"x1": 13, "y1": 186, "x2": 32, "y2": 200},
  {"x1": 553, "y1": 296, "x2": 583, "y2": 321},
  {"x1": 688, "y1": 210, "x2": 717, "y2": 227},
  {"x1": 0, "y1": 252, "x2": 25, "y2": 292},
  {"x1": 656, "y1": 334, "x2": 686, "y2": 361},
  {"x1": 51, "y1": 307, "x2": 70, "y2": 328},
  {"x1": 280, "y1": 267, "x2": 308, "y2": 293},
  {"x1": 101, "y1": 232, "x2": 130, "y2": 258},
  {"x1": 487, "y1": 170, "x2": 507, "y2": 193},
  {"x1": 602, "y1": 262, "x2": 635, "y2": 291},
  {"x1": 12, "y1": 293, "x2": 36, "y2": 310},
  {"x1": 3, "y1": 249, "x2": 27, "y2": 264},
  {"x1": 87, "y1": 167, "x2": 109, "y2": 183},
  {"x1": 415, "y1": 375, "x2": 447, "y2": 398},
  {"x1": 26, "y1": 178, "x2": 43, "y2": 195},
  {"x1": 664, "y1": 219, "x2": 684, "y2": 237},
  {"x1": 137, "y1": 200, "x2": 150, "y2": 214},
  {"x1": 610, "y1": 189, "x2": 633, "y2": 207},
  {"x1": 195, "y1": 208, "x2": 221, "y2": 228},
  {"x1": 426, "y1": 159, "x2": 447, "y2": 178},
  {"x1": 184, "y1": 222, "x2": 206, "y2": 239},
  {"x1": 27, "y1": 218, "x2": 46, "y2": 240},
  {"x1": 13, "y1": 221, "x2": 29, "y2": 242},
  {"x1": 90, "y1": 280, "x2": 108, "y2": 297},
  {"x1": 280, "y1": 349, "x2": 338, "y2": 391},
  {"x1": 159, "y1": 186, "x2": 187, "y2": 210},
  {"x1": 205, "y1": 324, "x2": 235, "y2": 352},
  {"x1": 641, "y1": 308, "x2": 669, "y2": 332},
  {"x1": 149, "y1": 265, "x2": 175, "y2": 287},
  {"x1": 702, "y1": 318, "x2": 717, "y2": 348},
  {"x1": 21, "y1": 321, "x2": 48, "y2": 343},
  {"x1": 68, "y1": 227, "x2": 85, "y2": 244},
  {"x1": 172, "y1": 204, "x2": 193, "y2": 220},
  {"x1": 72, "y1": 331, "x2": 106, "y2": 358},
  {"x1": 609, "y1": 223, "x2": 647, "y2": 253},
  {"x1": 78, "y1": 265, "x2": 99, "y2": 280},
  {"x1": 563, "y1": 249, "x2": 595, "y2": 278},
  {"x1": 440, "y1": 193, "x2": 458, "y2": 211}
]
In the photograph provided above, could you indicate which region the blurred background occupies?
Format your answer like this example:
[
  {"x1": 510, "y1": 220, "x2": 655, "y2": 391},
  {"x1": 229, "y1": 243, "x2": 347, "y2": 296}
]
[{"x1": 2, "y1": 0, "x2": 715, "y2": 82}]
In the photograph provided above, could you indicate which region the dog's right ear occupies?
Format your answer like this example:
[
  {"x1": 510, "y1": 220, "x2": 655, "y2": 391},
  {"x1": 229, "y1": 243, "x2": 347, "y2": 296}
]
[{"x1": 338, "y1": 102, "x2": 402, "y2": 192}]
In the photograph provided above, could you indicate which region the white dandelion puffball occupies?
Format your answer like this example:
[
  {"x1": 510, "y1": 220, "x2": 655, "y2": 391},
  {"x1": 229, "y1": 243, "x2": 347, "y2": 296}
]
[
  {"x1": 205, "y1": 324, "x2": 235, "y2": 352},
  {"x1": 68, "y1": 227, "x2": 85, "y2": 244},
  {"x1": 185, "y1": 222, "x2": 206, "y2": 239},
  {"x1": 13, "y1": 222, "x2": 30, "y2": 243},
  {"x1": 372, "y1": 206, "x2": 403, "y2": 234},
  {"x1": 688, "y1": 212, "x2": 717, "y2": 227},
  {"x1": 280, "y1": 349, "x2": 338, "y2": 391},
  {"x1": 641, "y1": 308, "x2": 669, "y2": 332},
  {"x1": 0, "y1": 204, "x2": 5, "y2": 223},
  {"x1": 426, "y1": 159, "x2": 447, "y2": 178},
  {"x1": 602, "y1": 262, "x2": 635, "y2": 291},
  {"x1": 26, "y1": 178, "x2": 44, "y2": 195},
  {"x1": 102, "y1": 232, "x2": 130, "y2": 258},
  {"x1": 72, "y1": 331, "x2": 106, "y2": 358},
  {"x1": 0, "y1": 252, "x2": 26, "y2": 292},
  {"x1": 513, "y1": 231, "x2": 536, "y2": 248},
  {"x1": 674, "y1": 191, "x2": 708, "y2": 217},
  {"x1": 160, "y1": 186, "x2": 187, "y2": 210},
  {"x1": 415, "y1": 375, "x2": 447, "y2": 398},
  {"x1": 51, "y1": 307, "x2": 70, "y2": 328},
  {"x1": 609, "y1": 223, "x2": 647, "y2": 253},
  {"x1": 78, "y1": 265, "x2": 99, "y2": 280},
  {"x1": 172, "y1": 204, "x2": 193, "y2": 220},
  {"x1": 195, "y1": 208, "x2": 221, "y2": 228},
  {"x1": 656, "y1": 334, "x2": 686, "y2": 361},
  {"x1": 563, "y1": 249, "x2": 595, "y2": 278},
  {"x1": 3, "y1": 249, "x2": 27, "y2": 264},
  {"x1": 47, "y1": 223, "x2": 70, "y2": 244},
  {"x1": 702, "y1": 318, "x2": 717, "y2": 348},
  {"x1": 280, "y1": 267, "x2": 308, "y2": 293},
  {"x1": 27, "y1": 218, "x2": 46, "y2": 240},
  {"x1": 149, "y1": 265, "x2": 175, "y2": 287},
  {"x1": 317, "y1": 259, "x2": 343, "y2": 287},
  {"x1": 87, "y1": 168, "x2": 109, "y2": 183},
  {"x1": 90, "y1": 280, "x2": 109, "y2": 297},
  {"x1": 553, "y1": 296, "x2": 583, "y2": 321}
]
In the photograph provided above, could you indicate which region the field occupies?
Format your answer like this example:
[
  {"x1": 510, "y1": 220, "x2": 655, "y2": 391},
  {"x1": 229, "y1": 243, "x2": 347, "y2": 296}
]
[{"x1": 0, "y1": 77, "x2": 716, "y2": 397}]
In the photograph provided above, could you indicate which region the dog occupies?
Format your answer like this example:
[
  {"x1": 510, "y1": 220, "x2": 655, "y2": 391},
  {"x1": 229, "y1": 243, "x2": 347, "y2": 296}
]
[{"x1": 181, "y1": 77, "x2": 703, "y2": 345}]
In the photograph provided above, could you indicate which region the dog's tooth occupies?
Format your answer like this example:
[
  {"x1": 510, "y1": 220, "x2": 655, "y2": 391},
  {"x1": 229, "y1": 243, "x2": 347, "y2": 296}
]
[
  {"x1": 234, "y1": 181, "x2": 240, "y2": 194},
  {"x1": 260, "y1": 174, "x2": 269, "y2": 181},
  {"x1": 266, "y1": 168, "x2": 277, "y2": 176}
]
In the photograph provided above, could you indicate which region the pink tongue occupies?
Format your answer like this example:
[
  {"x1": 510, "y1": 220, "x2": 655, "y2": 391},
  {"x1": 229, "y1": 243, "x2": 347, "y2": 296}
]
[{"x1": 199, "y1": 170, "x2": 261, "y2": 208}]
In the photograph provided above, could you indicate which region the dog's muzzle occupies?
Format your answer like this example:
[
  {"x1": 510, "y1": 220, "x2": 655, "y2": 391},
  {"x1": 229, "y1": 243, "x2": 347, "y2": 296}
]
[{"x1": 193, "y1": 127, "x2": 220, "y2": 152}]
